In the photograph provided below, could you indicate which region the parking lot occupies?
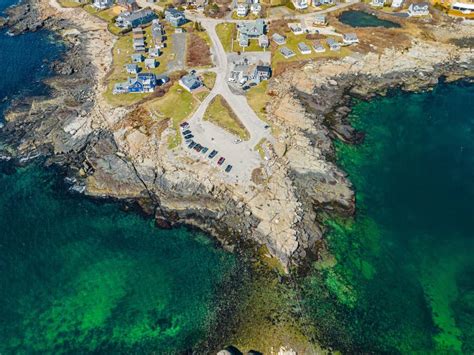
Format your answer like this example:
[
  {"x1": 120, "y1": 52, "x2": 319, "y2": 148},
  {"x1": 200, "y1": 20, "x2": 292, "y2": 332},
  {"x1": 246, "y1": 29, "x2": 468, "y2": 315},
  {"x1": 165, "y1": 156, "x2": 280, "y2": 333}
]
[{"x1": 180, "y1": 120, "x2": 263, "y2": 184}]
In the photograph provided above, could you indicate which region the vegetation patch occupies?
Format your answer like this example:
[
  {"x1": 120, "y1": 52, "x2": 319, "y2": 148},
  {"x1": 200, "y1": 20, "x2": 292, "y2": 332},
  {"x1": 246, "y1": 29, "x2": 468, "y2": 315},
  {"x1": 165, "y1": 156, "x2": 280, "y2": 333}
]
[
  {"x1": 186, "y1": 33, "x2": 212, "y2": 67},
  {"x1": 203, "y1": 95, "x2": 250, "y2": 140},
  {"x1": 58, "y1": 0, "x2": 83, "y2": 8},
  {"x1": 103, "y1": 25, "x2": 174, "y2": 107},
  {"x1": 146, "y1": 83, "x2": 199, "y2": 149},
  {"x1": 216, "y1": 22, "x2": 236, "y2": 52}
]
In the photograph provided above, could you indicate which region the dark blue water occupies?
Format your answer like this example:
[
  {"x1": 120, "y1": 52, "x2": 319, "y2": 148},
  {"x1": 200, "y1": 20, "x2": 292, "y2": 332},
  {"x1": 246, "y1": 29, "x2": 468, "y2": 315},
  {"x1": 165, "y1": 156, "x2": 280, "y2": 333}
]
[
  {"x1": 0, "y1": 3, "x2": 240, "y2": 352},
  {"x1": 0, "y1": 0, "x2": 64, "y2": 121}
]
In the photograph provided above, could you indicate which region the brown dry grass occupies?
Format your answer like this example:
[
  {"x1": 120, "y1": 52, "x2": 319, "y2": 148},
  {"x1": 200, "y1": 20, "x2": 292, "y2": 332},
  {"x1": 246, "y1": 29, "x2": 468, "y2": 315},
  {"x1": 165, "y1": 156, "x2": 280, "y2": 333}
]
[{"x1": 186, "y1": 33, "x2": 212, "y2": 67}]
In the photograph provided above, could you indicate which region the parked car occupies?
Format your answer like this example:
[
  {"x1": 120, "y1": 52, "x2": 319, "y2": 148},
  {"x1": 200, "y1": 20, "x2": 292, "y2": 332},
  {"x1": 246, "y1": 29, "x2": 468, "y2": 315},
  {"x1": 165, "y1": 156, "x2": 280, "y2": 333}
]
[
  {"x1": 194, "y1": 144, "x2": 203, "y2": 152},
  {"x1": 184, "y1": 134, "x2": 194, "y2": 139},
  {"x1": 208, "y1": 150, "x2": 218, "y2": 159},
  {"x1": 185, "y1": 138, "x2": 193, "y2": 143},
  {"x1": 187, "y1": 141, "x2": 196, "y2": 149},
  {"x1": 201, "y1": 147, "x2": 208, "y2": 154},
  {"x1": 182, "y1": 129, "x2": 192, "y2": 135},
  {"x1": 217, "y1": 157, "x2": 225, "y2": 166},
  {"x1": 180, "y1": 121, "x2": 189, "y2": 128},
  {"x1": 225, "y1": 165, "x2": 233, "y2": 173}
]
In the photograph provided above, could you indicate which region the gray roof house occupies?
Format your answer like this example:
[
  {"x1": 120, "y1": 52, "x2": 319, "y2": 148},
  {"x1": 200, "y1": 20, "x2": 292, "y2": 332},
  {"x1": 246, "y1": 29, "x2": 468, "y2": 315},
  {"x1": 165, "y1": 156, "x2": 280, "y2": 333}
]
[
  {"x1": 408, "y1": 2, "x2": 429, "y2": 16},
  {"x1": 116, "y1": 9, "x2": 158, "y2": 29},
  {"x1": 125, "y1": 63, "x2": 139, "y2": 74},
  {"x1": 93, "y1": 0, "x2": 113, "y2": 9},
  {"x1": 326, "y1": 38, "x2": 340, "y2": 51},
  {"x1": 258, "y1": 34, "x2": 269, "y2": 48},
  {"x1": 144, "y1": 58, "x2": 157, "y2": 68},
  {"x1": 149, "y1": 48, "x2": 161, "y2": 57},
  {"x1": 279, "y1": 46, "x2": 295, "y2": 59},
  {"x1": 272, "y1": 33, "x2": 286, "y2": 45},
  {"x1": 239, "y1": 33, "x2": 249, "y2": 48},
  {"x1": 298, "y1": 42, "x2": 311, "y2": 54},
  {"x1": 179, "y1": 72, "x2": 203, "y2": 92},
  {"x1": 313, "y1": 14, "x2": 327, "y2": 25},
  {"x1": 238, "y1": 20, "x2": 266, "y2": 39},
  {"x1": 164, "y1": 8, "x2": 187, "y2": 27},
  {"x1": 133, "y1": 37, "x2": 146, "y2": 51},
  {"x1": 343, "y1": 33, "x2": 359, "y2": 44},
  {"x1": 370, "y1": 0, "x2": 385, "y2": 7},
  {"x1": 131, "y1": 53, "x2": 144, "y2": 63},
  {"x1": 313, "y1": 41, "x2": 325, "y2": 52}
]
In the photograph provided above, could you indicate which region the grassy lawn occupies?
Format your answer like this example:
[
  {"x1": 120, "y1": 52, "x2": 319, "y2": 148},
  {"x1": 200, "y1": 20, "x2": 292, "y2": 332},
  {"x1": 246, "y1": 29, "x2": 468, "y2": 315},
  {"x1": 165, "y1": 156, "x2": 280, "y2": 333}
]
[
  {"x1": 202, "y1": 71, "x2": 217, "y2": 89},
  {"x1": 233, "y1": 38, "x2": 267, "y2": 52},
  {"x1": 95, "y1": 6, "x2": 122, "y2": 22},
  {"x1": 103, "y1": 24, "x2": 175, "y2": 107},
  {"x1": 271, "y1": 33, "x2": 351, "y2": 69},
  {"x1": 58, "y1": 0, "x2": 83, "y2": 8},
  {"x1": 204, "y1": 95, "x2": 250, "y2": 140},
  {"x1": 246, "y1": 80, "x2": 269, "y2": 121},
  {"x1": 231, "y1": 11, "x2": 261, "y2": 20},
  {"x1": 84, "y1": 4, "x2": 100, "y2": 15},
  {"x1": 146, "y1": 83, "x2": 199, "y2": 149},
  {"x1": 216, "y1": 22, "x2": 236, "y2": 53}
]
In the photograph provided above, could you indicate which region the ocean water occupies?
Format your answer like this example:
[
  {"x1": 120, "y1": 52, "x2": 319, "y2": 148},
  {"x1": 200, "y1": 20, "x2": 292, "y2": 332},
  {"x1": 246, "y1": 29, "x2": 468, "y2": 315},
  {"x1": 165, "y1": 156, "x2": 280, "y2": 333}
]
[
  {"x1": 0, "y1": 165, "x2": 238, "y2": 353},
  {"x1": 0, "y1": 3, "x2": 239, "y2": 352},
  {"x1": 338, "y1": 10, "x2": 401, "y2": 28},
  {"x1": 0, "y1": 0, "x2": 64, "y2": 122},
  {"x1": 302, "y1": 81, "x2": 474, "y2": 352}
]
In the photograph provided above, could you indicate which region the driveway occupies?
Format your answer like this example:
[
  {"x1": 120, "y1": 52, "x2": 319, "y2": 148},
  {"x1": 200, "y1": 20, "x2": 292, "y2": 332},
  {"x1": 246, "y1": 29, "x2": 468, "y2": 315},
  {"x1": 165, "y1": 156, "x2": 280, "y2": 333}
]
[{"x1": 167, "y1": 32, "x2": 187, "y2": 72}]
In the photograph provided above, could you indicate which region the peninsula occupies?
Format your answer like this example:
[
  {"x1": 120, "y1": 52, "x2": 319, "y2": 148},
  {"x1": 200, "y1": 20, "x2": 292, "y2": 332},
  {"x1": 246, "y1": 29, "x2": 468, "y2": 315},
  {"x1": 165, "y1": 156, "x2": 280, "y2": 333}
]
[{"x1": 0, "y1": 0, "x2": 473, "y2": 350}]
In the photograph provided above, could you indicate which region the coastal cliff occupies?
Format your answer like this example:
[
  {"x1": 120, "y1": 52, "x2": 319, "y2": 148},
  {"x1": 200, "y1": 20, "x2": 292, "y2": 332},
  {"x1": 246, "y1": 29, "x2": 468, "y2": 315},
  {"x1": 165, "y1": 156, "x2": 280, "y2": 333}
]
[{"x1": 1, "y1": 0, "x2": 474, "y2": 273}]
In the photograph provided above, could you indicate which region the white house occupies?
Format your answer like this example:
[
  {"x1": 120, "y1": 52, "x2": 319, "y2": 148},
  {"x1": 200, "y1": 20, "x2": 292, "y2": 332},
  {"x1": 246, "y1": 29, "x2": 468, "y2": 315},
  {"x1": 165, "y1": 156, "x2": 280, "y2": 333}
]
[
  {"x1": 237, "y1": 3, "x2": 249, "y2": 17},
  {"x1": 292, "y1": 0, "x2": 309, "y2": 10},
  {"x1": 370, "y1": 0, "x2": 385, "y2": 6},
  {"x1": 297, "y1": 42, "x2": 312, "y2": 54},
  {"x1": 342, "y1": 33, "x2": 359, "y2": 45},
  {"x1": 250, "y1": 3, "x2": 261, "y2": 14},
  {"x1": 407, "y1": 2, "x2": 429, "y2": 16},
  {"x1": 451, "y1": 1, "x2": 474, "y2": 13},
  {"x1": 391, "y1": 0, "x2": 403, "y2": 8},
  {"x1": 93, "y1": 0, "x2": 113, "y2": 9}
]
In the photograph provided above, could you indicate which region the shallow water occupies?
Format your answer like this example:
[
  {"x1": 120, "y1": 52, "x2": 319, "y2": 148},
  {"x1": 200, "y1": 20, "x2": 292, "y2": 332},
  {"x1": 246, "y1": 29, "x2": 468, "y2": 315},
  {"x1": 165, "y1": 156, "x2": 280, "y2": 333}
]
[
  {"x1": 0, "y1": 7, "x2": 239, "y2": 351},
  {"x1": 302, "y1": 81, "x2": 474, "y2": 352},
  {"x1": 0, "y1": 164, "x2": 238, "y2": 353},
  {"x1": 339, "y1": 10, "x2": 401, "y2": 28}
]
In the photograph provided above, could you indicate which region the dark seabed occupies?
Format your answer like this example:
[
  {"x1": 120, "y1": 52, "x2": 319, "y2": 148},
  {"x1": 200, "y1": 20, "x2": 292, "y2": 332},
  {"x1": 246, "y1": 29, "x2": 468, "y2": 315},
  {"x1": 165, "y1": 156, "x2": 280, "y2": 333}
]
[
  {"x1": 301, "y1": 81, "x2": 474, "y2": 353},
  {"x1": 339, "y1": 10, "x2": 401, "y2": 28},
  {"x1": 0, "y1": 2, "x2": 239, "y2": 352}
]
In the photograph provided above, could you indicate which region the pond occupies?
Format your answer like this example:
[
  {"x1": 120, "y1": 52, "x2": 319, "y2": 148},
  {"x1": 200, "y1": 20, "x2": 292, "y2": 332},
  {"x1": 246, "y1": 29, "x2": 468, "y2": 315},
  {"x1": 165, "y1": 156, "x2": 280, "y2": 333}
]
[{"x1": 339, "y1": 10, "x2": 401, "y2": 28}]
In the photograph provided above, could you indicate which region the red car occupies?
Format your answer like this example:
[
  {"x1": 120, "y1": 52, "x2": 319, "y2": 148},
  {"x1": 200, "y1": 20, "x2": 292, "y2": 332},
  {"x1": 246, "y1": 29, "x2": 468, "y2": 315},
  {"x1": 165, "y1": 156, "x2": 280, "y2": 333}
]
[{"x1": 217, "y1": 157, "x2": 225, "y2": 166}]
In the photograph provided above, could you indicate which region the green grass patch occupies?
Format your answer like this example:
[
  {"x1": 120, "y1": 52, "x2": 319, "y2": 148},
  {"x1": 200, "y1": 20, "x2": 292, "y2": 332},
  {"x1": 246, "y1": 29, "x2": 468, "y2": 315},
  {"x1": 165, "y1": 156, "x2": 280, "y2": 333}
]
[
  {"x1": 254, "y1": 138, "x2": 267, "y2": 159},
  {"x1": 216, "y1": 22, "x2": 236, "y2": 53},
  {"x1": 58, "y1": 0, "x2": 83, "y2": 8},
  {"x1": 203, "y1": 95, "x2": 250, "y2": 140},
  {"x1": 95, "y1": 6, "x2": 122, "y2": 22},
  {"x1": 271, "y1": 33, "x2": 351, "y2": 69},
  {"x1": 201, "y1": 71, "x2": 216, "y2": 90},
  {"x1": 146, "y1": 83, "x2": 198, "y2": 149},
  {"x1": 103, "y1": 24, "x2": 175, "y2": 107}
]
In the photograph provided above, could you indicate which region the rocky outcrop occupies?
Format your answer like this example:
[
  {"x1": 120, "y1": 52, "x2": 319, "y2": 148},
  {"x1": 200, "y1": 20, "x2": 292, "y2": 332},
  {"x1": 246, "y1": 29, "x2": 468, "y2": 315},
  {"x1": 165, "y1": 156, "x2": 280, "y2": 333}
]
[{"x1": 1, "y1": 0, "x2": 474, "y2": 271}]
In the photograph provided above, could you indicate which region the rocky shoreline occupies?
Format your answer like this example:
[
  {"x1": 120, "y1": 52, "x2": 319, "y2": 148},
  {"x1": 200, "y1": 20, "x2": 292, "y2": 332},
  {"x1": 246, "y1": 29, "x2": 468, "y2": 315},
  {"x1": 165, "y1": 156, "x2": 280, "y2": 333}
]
[{"x1": 1, "y1": 0, "x2": 474, "y2": 275}]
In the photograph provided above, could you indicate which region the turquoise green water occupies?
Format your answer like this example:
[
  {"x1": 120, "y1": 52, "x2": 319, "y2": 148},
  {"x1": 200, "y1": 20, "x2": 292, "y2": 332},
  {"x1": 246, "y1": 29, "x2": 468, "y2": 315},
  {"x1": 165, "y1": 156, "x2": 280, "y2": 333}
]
[
  {"x1": 0, "y1": 164, "x2": 238, "y2": 353},
  {"x1": 339, "y1": 10, "x2": 401, "y2": 28},
  {"x1": 302, "y1": 81, "x2": 474, "y2": 352}
]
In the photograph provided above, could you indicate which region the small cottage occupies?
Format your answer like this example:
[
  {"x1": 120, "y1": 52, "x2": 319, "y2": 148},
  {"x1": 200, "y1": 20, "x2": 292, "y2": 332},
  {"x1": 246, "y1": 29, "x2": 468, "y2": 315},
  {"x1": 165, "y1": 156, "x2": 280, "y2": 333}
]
[
  {"x1": 237, "y1": 3, "x2": 249, "y2": 17},
  {"x1": 298, "y1": 42, "x2": 312, "y2": 54},
  {"x1": 258, "y1": 34, "x2": 269, "y2": 48},
  {"x1": 326, "y1": 38, "x2": 340, "y2": 51},
  {"x1": 164, "y1": 8, "x2": 187, "y2": 27},
  {"x1": 272, "y1": 33, "x2": 286, "y2": 45},
  {"x1": 179, "y1": 72, "x2": 203, "y2": 92},
  {"x1": 125, "y1": 63, "x2": 139, "y2": 74},
  {"x1": 313, "y1": 41, "x2": 325, "y2": 52},
  {"x1": 280, "y1": 46, "x2": 295, "y2": 59},
  {"x1": 343, "y1": 33, "x2": 359, "y2": 45},
  {"x1": 131, "y1": 53, "x2": 144, "y2": 63},
  {"x1": 145, "y1": 58, "x2": 157, "y2": 69},
  {"x1": 408, "y1": 2, "x2": 429, "y2": 16}
]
